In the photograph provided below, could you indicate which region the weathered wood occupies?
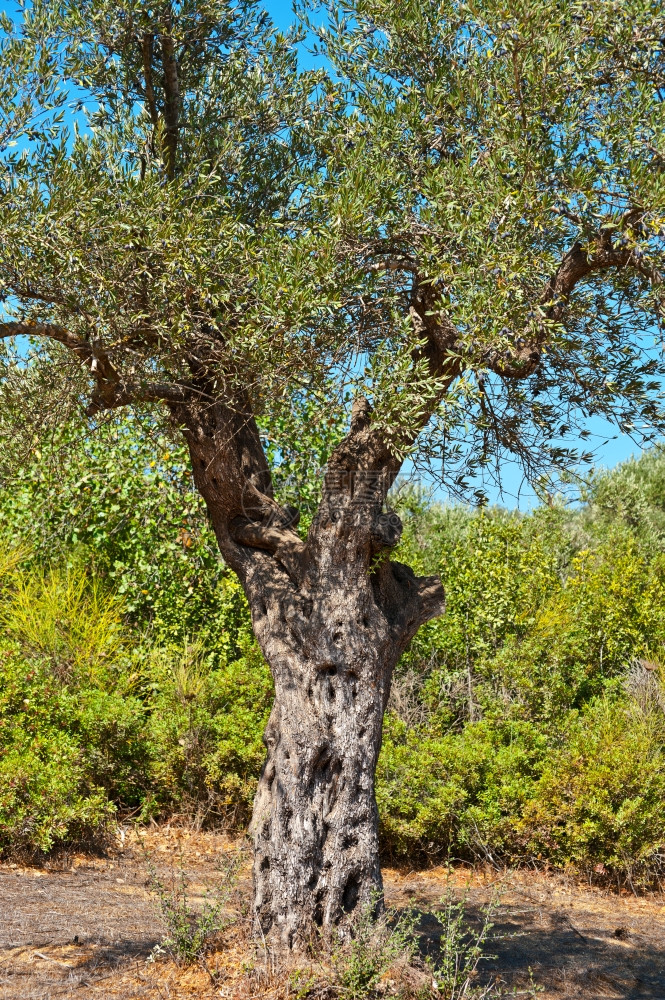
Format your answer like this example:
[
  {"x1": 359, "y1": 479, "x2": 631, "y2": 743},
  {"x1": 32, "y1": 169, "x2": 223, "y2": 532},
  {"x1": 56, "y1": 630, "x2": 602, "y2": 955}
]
[{"x1": 177, "y1": 399, "x2": 445, "y2": 950}]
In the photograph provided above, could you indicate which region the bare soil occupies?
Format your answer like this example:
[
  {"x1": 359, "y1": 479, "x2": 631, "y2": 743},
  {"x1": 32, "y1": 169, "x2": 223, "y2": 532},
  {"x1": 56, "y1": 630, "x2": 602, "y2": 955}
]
[{"x1": 1, "y1": 827, "x2": 664, "y2": 999}]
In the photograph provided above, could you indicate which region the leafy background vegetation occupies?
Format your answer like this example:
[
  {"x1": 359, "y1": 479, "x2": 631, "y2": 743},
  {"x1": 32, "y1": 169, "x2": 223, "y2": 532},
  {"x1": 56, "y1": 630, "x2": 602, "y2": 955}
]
[{"x1": 1, "y1": 414, "x2": 664, "y2": 888}]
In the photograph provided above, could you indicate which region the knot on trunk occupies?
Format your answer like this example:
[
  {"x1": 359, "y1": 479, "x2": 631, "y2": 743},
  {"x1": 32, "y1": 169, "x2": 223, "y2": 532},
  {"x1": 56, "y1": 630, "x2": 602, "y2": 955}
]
[
  {"x1": 231, "y1": 509, "x2": 305, "y2": 583},
  {"x1": 372, "y1": 560, "x2": 446, "y2": 651},
  {"x1": 370, "y1": 510, "x2": 402, "y2": 550}
]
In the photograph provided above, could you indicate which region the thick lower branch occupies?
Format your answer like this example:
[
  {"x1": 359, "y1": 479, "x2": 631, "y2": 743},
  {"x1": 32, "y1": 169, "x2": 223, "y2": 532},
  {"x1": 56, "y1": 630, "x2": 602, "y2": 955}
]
[
  {"x1": 87, "y1": 378, "x2": 193, "y2": 414},
  {"x1": 231, "y1": 516, "x2": 305, "y2": 582},
  {"x1": 0, "y1": 321, "x2": 194, "y2": 413},
  {"x1": 0, "y1": 321, "x2": 94, "y2": 360}
]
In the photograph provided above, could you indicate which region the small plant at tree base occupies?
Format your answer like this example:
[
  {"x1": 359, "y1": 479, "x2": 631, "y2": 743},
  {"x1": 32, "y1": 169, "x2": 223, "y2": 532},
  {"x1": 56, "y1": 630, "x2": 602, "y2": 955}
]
[
  {"x1": 146, "y1": 846, "x2": 242, "y2": 965},
  {"x1": 288, "y1": 968, "x2": 320, "y2": 999},
  {"x1": 425, "y1": 888, "x2": 496, "y2": 1000},
  {"x1": 324, "y1": 887, "x2": 497, "y2": 999},
  {"x1": 331, "y1": 892, "x2": 418, "y2": 998}
]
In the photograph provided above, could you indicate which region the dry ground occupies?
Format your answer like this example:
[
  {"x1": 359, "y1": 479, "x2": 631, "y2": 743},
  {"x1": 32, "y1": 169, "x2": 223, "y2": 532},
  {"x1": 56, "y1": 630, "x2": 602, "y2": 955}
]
[{"x1": 1, "y1": 826, "x2": 664, "y2": 1000}]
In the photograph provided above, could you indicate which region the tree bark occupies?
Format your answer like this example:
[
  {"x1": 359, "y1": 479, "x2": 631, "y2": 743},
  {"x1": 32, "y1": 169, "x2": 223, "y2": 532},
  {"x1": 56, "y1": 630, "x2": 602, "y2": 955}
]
[
  {"x1": 172, "y1": 397, "x2": 445, "y2": 953},
  {"x1": 249, "y1": 553, "x2": 397, "y2": 951},
  {"x1": 247, "y1": 541, "x2": 443, "y2": 950}
]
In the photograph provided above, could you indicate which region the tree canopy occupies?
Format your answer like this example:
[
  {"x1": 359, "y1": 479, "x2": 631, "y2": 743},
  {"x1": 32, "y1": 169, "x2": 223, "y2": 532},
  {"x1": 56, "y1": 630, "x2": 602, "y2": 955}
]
[{"x1": 0, "y1": 0, "x2": 663, "y2": 501}]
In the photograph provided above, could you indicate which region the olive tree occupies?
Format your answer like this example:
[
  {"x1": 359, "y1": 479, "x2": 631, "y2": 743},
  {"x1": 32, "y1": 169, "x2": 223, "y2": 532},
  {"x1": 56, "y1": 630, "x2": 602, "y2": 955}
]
[{"x1": 1, "y1": 0, "x2": 664, "y2": 953}]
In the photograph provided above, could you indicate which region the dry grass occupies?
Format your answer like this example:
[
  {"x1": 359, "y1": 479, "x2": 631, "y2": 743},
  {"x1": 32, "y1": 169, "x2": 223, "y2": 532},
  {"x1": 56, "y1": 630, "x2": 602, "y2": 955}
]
[{"x1": 2, "y1": 824, "x2": 665, "y2": 999}]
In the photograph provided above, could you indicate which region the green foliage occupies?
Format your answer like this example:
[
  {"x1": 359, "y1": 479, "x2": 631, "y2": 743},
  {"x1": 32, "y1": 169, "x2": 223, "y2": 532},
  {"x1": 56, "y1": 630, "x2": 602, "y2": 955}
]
[
  {"x1": 0, "y1": 614, "x2": 145, "y2": 853},
  {"x1": 376, "y1": 451, "x2": 665, "y2": 882},
  {"x1": 327, "y1": 888, "x2": 495, "y2": 999},
  {"x1": 3, "y1": 440, "x2": 665, "y2": 884},
  {"x1": 0, "y1": 0, "x2": 353, "y2": 454},
  {"x1": 297, "y1": 0, "x2": 665, "y2": 486},
  {"x1": 2, "y1": 568, "x2": 125, "y2": 679},
  {"x1": 426, "y1": 889, "x2": 496, "y2": 1000},
  {"x1": 261, "y1": 388, "x2": 349, "y2": 531},
  {"x1": 399, "y1": 505, "x2": 566, "y2": 675},
  {"x1": 519, "y1": 695, "x2": 665, "y2": 882},
  {"x1": 146, "y1": 637, "x2": 273, "y2": 824},
  {"x1": 478, "y1": 535, "x2": 665, "y2": 722},
  {"x1": 0, "y1": 415, "x2": 230, "y2": 637},
  {"x1": 0, "y1": 551, "x2": 270, "y2": 854},
  {"x1": 0, "y1": 557, "x2": 144, "y2": 852},
  {"x1": 582, "y1": 446, "x2": 665, "y2": 550},
  {"x1": 376, "y1": 715, "x2": 548, "y2": 864},
  {"x1": 0, "y1": 0, "x2": 663, "y2": 496},
  {"x1": 0, "y1": 714, "x2": 113, "y2": 855}
]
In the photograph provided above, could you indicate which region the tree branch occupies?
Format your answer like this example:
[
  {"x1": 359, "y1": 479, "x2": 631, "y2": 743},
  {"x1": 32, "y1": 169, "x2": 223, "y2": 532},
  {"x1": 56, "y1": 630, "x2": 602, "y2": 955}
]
[
  {"x1": 86, "y1": 378, "x2": 191, "y2": 415},
  {"x1": 0, "y1": 320, "x2": 192, "y2": 413},
  {"x1": 0, "y1": 320, "x2": 98, "y2": 364},
  {"x1": 159, "y1": 8, "x2": 180, "y2": 179},
  {"x1": 231, "y1": 516, "x2": 305, "y2": 582},
  {"x1": 321, "y1": 228, "x2": 646, "y2": 520},
  {"x1": 483, "y1": 237, "x2": 634, "y2": 380},
  {"x1": 141, "y1": 33, "x2": 160, "y2": 126}
]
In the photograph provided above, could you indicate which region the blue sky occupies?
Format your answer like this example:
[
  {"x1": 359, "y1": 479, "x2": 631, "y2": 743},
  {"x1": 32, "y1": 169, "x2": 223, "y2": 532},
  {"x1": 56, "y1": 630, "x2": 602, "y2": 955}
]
[{"x1": 0, "y1": 0, "x2": 654, "y2": 507}]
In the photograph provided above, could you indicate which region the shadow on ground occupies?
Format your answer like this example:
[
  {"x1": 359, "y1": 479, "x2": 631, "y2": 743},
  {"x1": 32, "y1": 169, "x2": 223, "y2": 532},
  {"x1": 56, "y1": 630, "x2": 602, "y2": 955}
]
[
  {"x1": 388, "y1": 870, "x2": 665, "y2": 1000},
  {"x1": 2, "y1": 829, "x2": 665, "y2": 999}
]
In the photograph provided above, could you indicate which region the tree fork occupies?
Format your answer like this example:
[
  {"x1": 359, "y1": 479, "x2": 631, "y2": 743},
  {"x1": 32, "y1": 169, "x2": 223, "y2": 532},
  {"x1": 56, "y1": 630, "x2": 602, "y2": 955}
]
[{"x1": 173, "y1": 397, "x2": 444, "y2": 951}]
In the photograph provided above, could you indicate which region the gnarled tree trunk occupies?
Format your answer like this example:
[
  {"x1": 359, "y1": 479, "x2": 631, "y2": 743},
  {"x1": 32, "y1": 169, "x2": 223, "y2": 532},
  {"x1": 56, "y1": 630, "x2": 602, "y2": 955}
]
[
  {"x1": 172, "y1": 395, "x2": 445, "y2": 953},
  {"x1": 250, "y1": 553, "x2": 398, "y2": 950},
  {"x1": 247, "y1": 540, "x2": 443, "y2": 951}
]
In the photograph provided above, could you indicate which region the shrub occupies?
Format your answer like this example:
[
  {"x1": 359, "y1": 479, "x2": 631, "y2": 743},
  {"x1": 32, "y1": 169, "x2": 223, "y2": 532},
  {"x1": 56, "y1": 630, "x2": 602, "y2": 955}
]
[
  {"x1": 0, "y1": 719, "x2": 113, "y2": 854},
  {"x1": 146, "y1": 638, "x2": 272, "y2": 824},
  {"x1": 0, "y1": 559, "x2": 269, "y2": 853},
  {"x1": 476, "y1": 533, "x2": 665, "y2": 723},
  {"x1": 426, "y1": 888, "x2": 496, "y2": 1000},
  {"x1": 331, "y1": 894, "x2": 418, "y2": 999},
  {"x1": 0, "y1": 637, "x2": 141, "y2": 854},
  {"x1": 376, "y1": 715, "x2": 548, "y2": 864},
  {"x1": 0, "y1": 414, "x2": 235, "y2": 647},
  {"x1": 3, "y1": 433, "x2": 665, "y2": 882},
  {"x1": 1, "y1": 568, "x2": 125, "y2": 680},
  {"x1": 519, "y1": 696, "x2": 665, "y2": 885},
  {"x1": 325, "y1": 888, "x2": 496, "y2": 999}
]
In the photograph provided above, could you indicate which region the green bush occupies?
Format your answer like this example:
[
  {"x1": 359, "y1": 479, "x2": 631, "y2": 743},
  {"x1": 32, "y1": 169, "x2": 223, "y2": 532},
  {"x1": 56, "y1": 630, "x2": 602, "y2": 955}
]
[
  {"x1": 0, "y1": 415, "x2": 236, "y2": 649},
  {"x1": 474, "y1": 531, "x2": 665, "y2": 723},
  {"x1": 0, "y1": 560, "x2": 269, "y2": 854},
  {"x1": 377, "y1": 476, "x2": 665, "y2": 881},
  {"x1": 2, "y1": 425, "x2": 665, "y2": 883},
  {"x1": 377, "y1": 689, "x2": 665, "y2": 884},
  {"x1": 146, "y1": 638, "x2": 272, "y2": 824},
  {"x1": 519, "y1": 696, "x2": 665, "y2": 884},
  {"x1": 376, "y1": 715, "x2": 548, "y2": 863},
  {"x1": 0, "y1": 721, "x2": 113, "y2": 854},
  {"x1": 0, "y1": 631, "x2": 142, "y2": 853}
]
